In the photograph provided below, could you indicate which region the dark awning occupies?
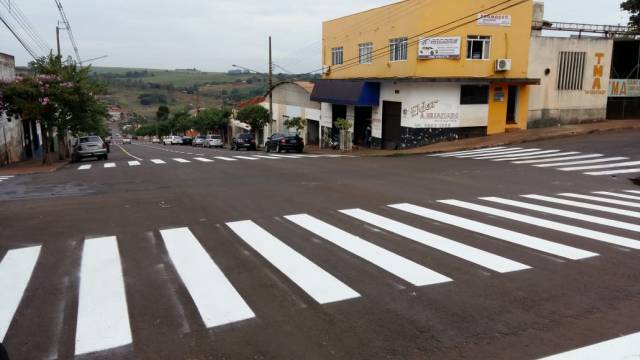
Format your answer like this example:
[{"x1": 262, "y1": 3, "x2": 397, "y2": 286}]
[{"x1": 310, "y1": 80, "x2": 380, "y2": 106}]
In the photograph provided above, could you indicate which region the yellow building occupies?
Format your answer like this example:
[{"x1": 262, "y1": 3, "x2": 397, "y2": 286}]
[{"x1": 310, "y1": 0, "x2": 539, "y2": 149}]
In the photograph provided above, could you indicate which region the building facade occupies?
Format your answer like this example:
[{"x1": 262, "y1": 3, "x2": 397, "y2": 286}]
[
  {"x1": 312, "y1": 0, "x2": 539, "y2": 149},
  {"x1": 267, "y1": 81, "x2": 321, "y2": 146}
]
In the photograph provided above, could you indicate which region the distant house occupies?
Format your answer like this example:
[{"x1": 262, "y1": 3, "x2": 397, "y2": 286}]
[{"x1": 108, "y1": 106, "x2": 124, "y2": 122}]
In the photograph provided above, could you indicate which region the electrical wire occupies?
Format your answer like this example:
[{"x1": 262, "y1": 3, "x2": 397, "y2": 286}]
[
  {"x1": 53, "y1": 0, "x2": 81, "y2": 64},
  {"x1": 0, "y1": 0, "x2": 50, "y2": 56},
  {"x1": 0, "y1": 12, "x2": 39, "y2": 59}
]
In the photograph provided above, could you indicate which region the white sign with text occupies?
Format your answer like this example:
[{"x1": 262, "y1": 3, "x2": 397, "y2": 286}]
[{"x1": 418, "y1": 37, "x2": 461, "y2": 59}]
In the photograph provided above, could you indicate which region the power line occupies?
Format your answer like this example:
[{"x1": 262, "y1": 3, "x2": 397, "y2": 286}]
[
  {"x1": 0, "y1": 12, "x2": 39, "y2": 59},
  {"x1": 0, "y1": 0, "x2": 50, "y2": 54},
  {"x1": 305, "y1": 0, "x2": 526, "y2": 75},
  {"x1": 53, "y1": 0, "x2": 81, "y2": 65}
]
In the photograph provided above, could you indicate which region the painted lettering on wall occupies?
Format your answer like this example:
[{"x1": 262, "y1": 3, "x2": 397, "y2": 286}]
[
  {"x1": 408, "y1": 99, "x2": 459, "y2": 128},
  {"x1": 609, "y1": 79, "x2": 640, "y2": 97},
  {"x1": 586, "y1": 52, "x2": 606, "y2": 95}
]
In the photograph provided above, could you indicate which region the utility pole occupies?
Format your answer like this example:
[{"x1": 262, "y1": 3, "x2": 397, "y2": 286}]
[
  {"x1": 56, "y1": 25, "x2": 61, "y2": 57},
  {"x1": 268, "y1": 36, "x2": 273, "y2": 136}
]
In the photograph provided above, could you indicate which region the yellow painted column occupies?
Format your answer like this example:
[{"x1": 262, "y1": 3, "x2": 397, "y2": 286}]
[{"x1": 487, "y1": 83, "x2": 508, "y2": 135}]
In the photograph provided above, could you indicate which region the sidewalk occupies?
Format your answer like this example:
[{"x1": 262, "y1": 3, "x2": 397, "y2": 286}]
[
  {"x1": 308, "y1": 120, "x2": 640, "y2": 157},
  {"x1": 0, "y1": 159, "x2": 69, "y2": 176}
]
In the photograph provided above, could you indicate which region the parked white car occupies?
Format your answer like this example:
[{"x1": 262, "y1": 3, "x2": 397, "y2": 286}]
[
  {"x1": 163, "y1": 136, "x2": 182, "y2": 145},
  {"x1": 204, "y1": 134, "x2": 224, "y2": 148},
  {"x1": 122, "y1": 137, "x2": 132, "y2": 144}
]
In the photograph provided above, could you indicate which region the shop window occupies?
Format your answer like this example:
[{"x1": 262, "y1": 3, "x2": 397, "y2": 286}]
[
  {"x1": 389, "y1": 37, "x2": 408, "y2": 62},
  {"x1": 557, "y1": 51, "x2": 586, "y2": 90},
  {"x1": 466, "y1": 36, "x2": 491, "y2": 60},
  {"x1": 460, "y1": 85, "x2": 489, "y2": 104},
  {"x1": 332, "y1": 47, "x2": 343, "y2": 65},
  {"x1": 359, "y1": 42, "x2": 373, "y2": 64}
]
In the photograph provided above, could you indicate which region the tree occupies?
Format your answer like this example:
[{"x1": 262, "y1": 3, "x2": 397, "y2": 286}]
[
  {"x1": 284, "y1": 117, "x2": 306, "y2": 135},
  {"x1": 236, "y1": 105, "x2": 270, "y2": 132},
  {"x1": 0, "y1": 54, "x2": 107, "y2": 164},
  {"x1": 622, "y1": 0, "x2": 640, "y2": 28},
  {"x1": 193, "y1": 108, "x2": 231, "y2": 134},
  {"x1": 156, "y1": 106, "x2": 170, "y2": 121}
]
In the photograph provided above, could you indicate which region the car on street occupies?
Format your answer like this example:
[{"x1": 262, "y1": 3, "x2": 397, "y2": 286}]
[
  {"x1": 231, "y1": 133, "x2": 256, "y2": 151},
  {"x1": 122, "y1": 137, "x2": 132, "y2": 144},
  {"x1": 72, "y1": 136, "x2": 108, "y2": 162},
  {"x1": 192, "y1": 135, "x2": 206, "y2": 147},
  {"x1": 204, "y1": 134, "x2": 224, "y2": 148},
  {"x1": 163, "y1": 135, "x2": 182, "y2": 145},
  {"x1": 151, "y1": 137, "x2": 161, "y2": 144},
  {"x1": 265, "y1": 133, "x2": 304, "y2": 153},
  {"x1": 181, "y1": 136, "x2": 193, "y2": 146}
]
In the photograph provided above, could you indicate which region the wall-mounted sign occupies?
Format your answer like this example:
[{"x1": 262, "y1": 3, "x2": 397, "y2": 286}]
[
  {"x1": 586, "y1": 52, "x2": 607, "y2": 95},
  {"x1": 407, "y1": 98, "x2": 460, "y2": 128},
  {"x1": 477, "y1": 14, "x2": 512, "y2": 26},
  {"x1": 609, "y1": 79, "x2": 640, "y2": 97},
  {"x1": 418, "y1": 37, "x2": 461, "y2": 59}
]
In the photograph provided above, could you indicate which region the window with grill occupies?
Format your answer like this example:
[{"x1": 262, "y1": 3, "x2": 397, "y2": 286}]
[
  {"x1": 359, "y1": 42, "x2": 373, "y2": 64},
  {"x1": 389, "y1": 37, "x2": 408, "y2": 62},
  {"x1": 557, "y1": 52, "x2": 586, "y2": 90},
  {"x1": 331, "y1": 47, "x2": 343, "y2": 65}
]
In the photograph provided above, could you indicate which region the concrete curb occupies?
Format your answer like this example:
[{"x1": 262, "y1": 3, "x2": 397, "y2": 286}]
[{"x1": 0, "y1": 160, "x2": 70, "y2": 176}]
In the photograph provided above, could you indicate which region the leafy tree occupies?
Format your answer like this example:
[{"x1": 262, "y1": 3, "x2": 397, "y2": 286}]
[
  {"x1": 236, "y1": 105, "x2": 270, "y2": 132},
  {"x1": 622, "y1": 0, "x2": 640, "y2": 28},
  {"x1": 171, "y1": 110, "x2": 194, "y2": 134},
  {"x1": 156, "y1": 106, "x2": 170, "y2": 121},
  {"x1": 0, "y1": 54, "x2": 107, "y2": 164},
  {"x1": 284, "y1": 117, "x2": 306, "y2": 135},
  {"x1": 193, "y1": 108, "x2": 231, "y2": 133}
]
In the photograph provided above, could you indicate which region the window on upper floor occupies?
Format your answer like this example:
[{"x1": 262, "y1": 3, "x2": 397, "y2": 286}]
[
  {"x1": 460, "y1": 85, "x2": 490, "y2": 105},
  {"x1": 331, "y1": 47, "x2": 344, "y2": 66},
  {"x1": 359, "y1": 42, "x2": 373, "y2": 64},
  {"x1": 389, "y1": 37, "x2": 408, "y2": 62},
  {"x1": 466, "y1": 36, "x2": 491, "y2": 60},
  {"x1": 557, "y1": 51, "x2": 586, "y2": 90}
]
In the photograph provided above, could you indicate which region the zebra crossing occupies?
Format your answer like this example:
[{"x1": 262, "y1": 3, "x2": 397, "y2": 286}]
[
  {"x1": 0, "y1": 175, "x2": 15, "y2": 184},
  {"x1": 1, "y1": 188, "x2": 639, "y2": 356},
  {"x1": 430, "y1": 146, "x2": 640, "y2": 176},
  {"x1": 75, "y1": 154, "x2": 353, "y2": 170}
]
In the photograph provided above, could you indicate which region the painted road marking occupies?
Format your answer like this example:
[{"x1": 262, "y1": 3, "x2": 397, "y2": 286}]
[
  {"x1": 534, "y1": 157, "x2": 629, "y2": 168},
  {"x1": 0, "y1": 246, "x2": 41, "y2": 341},
  {"x1": 78, "y1": 165, "x2": 92, "y2": 170},
  {"x1": 523, "y1": 195, "x2": 640, "y2": 219},
  {"x1": 500, "y1": 151, "x2": 581, "y2": 162},
  {"x1": 227, "y1": 220, "x2": 360, "y2": 304},
  {"x1": 626, "y1": 190, "x2": 640, "y2": 194},
  {"x1": 233, "y1": 156, "x2": 260, "y2": 160},
  {"x1": 115, "y1": 144, "x2": 143, "y2": 161},
  {"x1": 252, "y1": 155, "x2": 282, "y2": 159},
  {"x1": 586, "y1": 168, "x2": 640, "y2": 176},
  {"x1": 150, "y1": 159, "x2": 166, "y2": 164},
  {"x1": 481, "y1": 197, "x2": 640, "y2": 233},
  {"x1": 340, "y1": 209, "x2": 529, "y2": 273},
  {"x1": 194, "y1": 157, "x2": 214, "y2": 162},
  {"x1": 173, "y1": 158, "x2": 191, "y2": 163},
  {"x1": 512, "y1": 154, "x2": 602, "y2": 164},
  {"x1": 559, "y1": 160, "x2": 640, "y2": 172},
  {"x1": 160, "y1": 228, "x2": 255, "y2": 328},
  {"x1": 269, "y1": 154, "x2": 301, "y2": 158},
  {"x1": 128, "y1": 161, "x2": 141, "y2": 166},
  {"x1": 427, "y1": 146, "x2": 507, "y2": 157},
  {"x1": 440, "y1": 200, "x2": 640, "y2": 250},
  {"x1": 475, "y1": 150, "x2": 559, "y2": 160},
  {"x1": 470, "y1": 148, "x2": 543, "y2": 159},
  {"x1": 390, "y1": 203, "x2": 597, "y2": 260},
  {"x1": 285, "y1": 214, "x2": 452, "y2": 286},
  {"x1": 453, "y1": 148, "x2": 526, "y2": 158},
  {"x1": 560, "y1": 193, "x2": 640, "y2": 209},
  {"x1": 214, "y1": 156, "x2": 238, "y2": 161},
  {"x1": 75, "y1": 237, "x2": 132, "y2": 356},
  {"x1": 593, "y1": 191, "x2": 640, "y2": 201},
  {"x1": 539, "y1": 331, "x2": 640, "y2": 359},
  {"x1": 104, "y1": 163, "x2": 116, "y2": 168}
]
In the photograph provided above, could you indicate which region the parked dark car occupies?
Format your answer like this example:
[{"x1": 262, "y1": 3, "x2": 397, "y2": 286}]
[
  {"x1": 231, "y1": 133, "x2": 257, "y2": 151},
  {"x1": 180, "y1": 136, "x2": 193, "y2": 146},
  {"x1": 265, "y1": 133, "x2": 304, "y2": 153}
]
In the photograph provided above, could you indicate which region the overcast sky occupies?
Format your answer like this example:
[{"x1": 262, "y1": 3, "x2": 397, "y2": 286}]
[{"x1": 0, "y1": 0, "x2": 630, "y2": 72}]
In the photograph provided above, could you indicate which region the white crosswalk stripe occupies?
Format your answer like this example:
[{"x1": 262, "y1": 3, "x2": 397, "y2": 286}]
[
  {"x1": 472, "y1": 149, "x2": 553, "y2": 160},
  {"x1": 269, "y1": 154, "x2": 301, "y2": 158},
  {"x1": 75, "y1": 237, "x2": 132, "y2": 355},
  {"x1": 78, "y1": 165, "x2": 92, "y2": 170},
  {"x1": 193, "y1": 157, "x2": 214, "y2": 162},
  {"x1": 592, "y1": 191, "x2": 640, "y2": 201},
  {"x1": 626, "y1": 190, "x2": 640, "y2": 195},
  {"x1": 440, "y1": 199, "x2": 640, "y2": 250},
  {"x1": 481, "y1": 197, "x2": 640, "y2": 233},
  {"x1": 233, "y1": 156, "x2": 260, "y2": 160},
  {"x1": 559, "y1": 160, "x2": 640, "y2": 172},
  {"x1": 522, "y1": 194, "x2": 640, "y2": 219},
  {"x1": 489, "y1": 150, "x2": 562, "y2": 161},
  {"x1": 172, "y1": 158, "x2": 191, "y2": 163},
  {"x1": 160, "y1": 228, "x2": 255, "y2": 328},
  {"x1": 539, "y1": 332, "x2": 640, "y2": 360},
  {"x1": 104, "y1": 163, "x2": 116, "y2": 168},
  {"x1": 252, "y1": 155, "x2": 282, "y2": 159},
  {"x1": 512, "y1": 154, "x2": 603, "y2": 164},
  {"x1": 340, "y1": 209, "x2": 530, "y2": 273},
  {"x1": 431, "y1": 146, "x2": 508, "y2": 157},
  {"x1": 454, "y1": 148, "x2": 527, "y2": 158},
  {"x1": 585, "y1": 168, "x2": 640, "y2": 176},
  {"x1": 214, "y1": 156, "x2": 238, "y2": 161},
  {"x1": 150, "y1": 159, "x2": 166, "y2": 164},
  {"x1": 495, "y1": 151, "x2": 581, "y2": 162},
  {"x1": 0, "y1": 246, "x2": 41, "y2": 341},
  {"x1": 227, "y1": 220, "x2": 360, "y2": 304},
  {"x1": 441, "y1": 147, "x2": 518, "y2": 158},
  {"x1": 128, "y1": 161, "x2": 141, "y2": 166},
  {"x1": 534, "y1": 157, "x2": 629, "y2": 168},
  {"x1": 560, "y1": 193, "x2": 640, "y2": 208},
  {"x1": 285, "y1": 214, "x2": 452, "y2": 286},
  {"x1": 389, "y1": 203, "x2": 598, "y2": 260}
]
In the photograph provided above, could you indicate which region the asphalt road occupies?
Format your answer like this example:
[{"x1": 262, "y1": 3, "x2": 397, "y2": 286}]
[{"x1": 1, "y1": 130, "x2": 639, "y2": 360}]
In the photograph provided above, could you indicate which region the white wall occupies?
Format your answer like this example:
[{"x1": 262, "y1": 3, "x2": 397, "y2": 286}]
[
  {"x1": 528, "y1": 36, "x2": 613, "y2": 127},
  {"x1": 378, "y1": 81, "x2": 489, "y2": 129}
]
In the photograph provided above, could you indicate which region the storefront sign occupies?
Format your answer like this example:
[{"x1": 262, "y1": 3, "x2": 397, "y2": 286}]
[
  {"x1": 586, "y1": 52, "x2": 607, "y2": 95},
  {"x1": 408, "y1": 99, "x2": 460, "y2": 128},
  {"x1": 371, "y1": 118, "x2": 382, "y2": 138},
  {"x1": 477, "y1": 14, "x2": 512, "y2": 26},
  {"x1": 418, "y1": 37, "x2": 461, "y2": 59},
  {"x1": 609, "y1": 79, "x2": 640, "y2": 97}
]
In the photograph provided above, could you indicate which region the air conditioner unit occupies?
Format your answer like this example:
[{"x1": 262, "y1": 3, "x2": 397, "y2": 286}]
[{"x1": 495, "y1": 59, "x2": 512, "y2": 72}]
